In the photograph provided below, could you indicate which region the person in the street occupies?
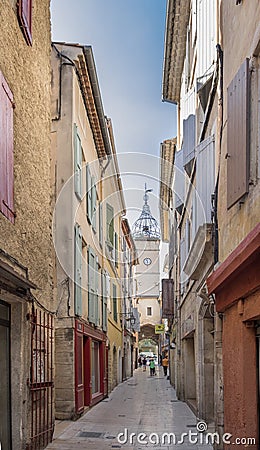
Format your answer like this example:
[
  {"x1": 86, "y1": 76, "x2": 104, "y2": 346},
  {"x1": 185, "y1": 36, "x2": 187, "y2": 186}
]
[
  {"x1": 138, "y1": 355, "x2": 142, "y2": 368},
  {"x1": 142, "y1": 356, "x2": 147, "y2": 371},
  {"x1": 162, "y1": 355, "x2": 168, "y2": 376},
  {"x1": 149, "y1": 358, "x2": 155, "y2": 376}
]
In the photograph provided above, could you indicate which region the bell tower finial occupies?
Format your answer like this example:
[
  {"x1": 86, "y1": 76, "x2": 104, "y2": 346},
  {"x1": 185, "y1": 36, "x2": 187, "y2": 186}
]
[{"x1": 132, "y1": 183, "x2": 160, "y2": 239}]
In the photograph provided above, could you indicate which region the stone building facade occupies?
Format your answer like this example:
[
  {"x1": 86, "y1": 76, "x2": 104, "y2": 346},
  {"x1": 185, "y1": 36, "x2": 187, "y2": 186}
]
[
  {"x1": 0, "y1": 1, "x2": 54, "y2": 449},
  {"x1": 207, "y1": 1, "x2": 260, "y2": 448},
  {"x1": 161, "y1": 1, "x2": 260, "y2": 448},
  {"x1": 160, "y1": 0, "x2": 223, "y2": 442},
  {"x1": 51, "y1": 42, "x2": 113, "y2": 418}
]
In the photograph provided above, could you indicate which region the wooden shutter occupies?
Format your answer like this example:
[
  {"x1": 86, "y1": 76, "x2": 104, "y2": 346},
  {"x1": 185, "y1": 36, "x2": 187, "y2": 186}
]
[
  {"x1": 114, "y1": 232, "x2": 118, "y2": 267},
  {"x1": 106, "y1": 203, "x2": 114, "y2": 247},
  {"x1": 95, "y1": 261, "x2": 99, "y2": 326},
  {"x1": 227, "y1": 59, "x2": 250, "y2": 209},
  {"x1": 88, "y1": 247, "x2": 95, "y2": 323},
  {"x1": 17, "y1": 0, "x2": 33, "y2": 46},
  {"x1": 162, "y1": 279, "x2": 174, "y2": 318},
  {"x1": 99, "y1": 202, "x2": 103, "y2": 246},
  {"x1": 113, "y1": 284, "x2": 117, "y2": 322},
  {"x1": 0, "y1": 72, "x2": 15, "y2": 224},
  {"x1": 74, "y1": 124, "x2": 82, "y2": 199},
  {"x1": 86, "y1": 164, "x2": 92, "y2": 223},
  {"x1": 91, "y1": 176, "x2": 97, "y2": 231},
  {"x1": 101, "y1": 271, "x2": 107, "y2": 332},
  {"x1": 74, "y1": 224, "x2": 82, "y2": 316}
]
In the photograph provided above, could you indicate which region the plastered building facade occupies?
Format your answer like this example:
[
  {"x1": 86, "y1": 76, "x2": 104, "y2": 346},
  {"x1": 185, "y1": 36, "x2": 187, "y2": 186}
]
[{"x1": 0, "y1": 1, "x2": 54, "y2": 449}]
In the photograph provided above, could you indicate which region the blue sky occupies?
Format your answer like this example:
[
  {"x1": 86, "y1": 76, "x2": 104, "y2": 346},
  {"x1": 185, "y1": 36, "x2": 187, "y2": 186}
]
[{"x1": 50, "y1": 0, "x2": 177, "y2": 225}]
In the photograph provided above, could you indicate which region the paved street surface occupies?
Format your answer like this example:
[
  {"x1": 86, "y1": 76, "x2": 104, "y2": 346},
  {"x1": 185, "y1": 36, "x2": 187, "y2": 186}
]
[{"x1": 46, "y1": 367, "x2": 213, "y2": 450}]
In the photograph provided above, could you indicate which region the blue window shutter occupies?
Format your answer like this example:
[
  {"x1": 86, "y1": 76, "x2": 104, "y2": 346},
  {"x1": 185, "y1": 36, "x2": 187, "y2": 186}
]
[
  {"x1": 74, "y1": 124, "x2": 82, "y2": 199},
  {"x1": 88, "y1": 246, "x2": 95, "y2": 323},
  {"x1": 74, "y1": 224, "x2": 82, "y2": 316},
  {"x1": 86, "y1": 164, "x2": 92, "y2": 223},
  {"x1": 91, "y1": 176, "x2": 97, "y2": 231}
]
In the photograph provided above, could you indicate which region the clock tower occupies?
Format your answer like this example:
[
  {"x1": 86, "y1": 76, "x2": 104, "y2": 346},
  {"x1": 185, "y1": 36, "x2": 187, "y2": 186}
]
[{"x1": 132, "y1": 185, "x2": 161, "y2": 341}]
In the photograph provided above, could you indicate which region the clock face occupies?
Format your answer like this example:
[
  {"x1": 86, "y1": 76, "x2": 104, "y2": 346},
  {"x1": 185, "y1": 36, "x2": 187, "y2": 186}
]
[{"x1": 143, "y1": 257, "x2": 152, "y2": 266}]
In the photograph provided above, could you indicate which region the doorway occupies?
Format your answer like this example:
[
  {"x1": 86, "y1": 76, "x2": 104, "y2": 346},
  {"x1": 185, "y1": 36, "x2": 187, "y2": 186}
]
[
  {"x1": 256, "y1": 324, "x2": 260, "y2": 442},
  {"x1": 0, "y1": 300, "x2": 11, "y2": 450}
]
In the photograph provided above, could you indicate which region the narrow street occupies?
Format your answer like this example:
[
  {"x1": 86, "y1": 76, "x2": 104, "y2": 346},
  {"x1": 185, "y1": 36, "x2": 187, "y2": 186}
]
[{"x1": 47, "y1": 367, "x2": 213, "y2": 450}]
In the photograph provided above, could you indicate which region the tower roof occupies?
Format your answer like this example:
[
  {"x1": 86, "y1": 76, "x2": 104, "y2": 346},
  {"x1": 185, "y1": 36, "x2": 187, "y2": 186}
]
[{"x1": 132, "y1": 185, "x2": 161, "y2": 240}]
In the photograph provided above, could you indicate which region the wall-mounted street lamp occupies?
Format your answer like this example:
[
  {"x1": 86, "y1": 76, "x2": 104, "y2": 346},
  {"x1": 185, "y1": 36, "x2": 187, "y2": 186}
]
[{"x1": 118, "y1": 312, "x2": 136, "y2": 326}]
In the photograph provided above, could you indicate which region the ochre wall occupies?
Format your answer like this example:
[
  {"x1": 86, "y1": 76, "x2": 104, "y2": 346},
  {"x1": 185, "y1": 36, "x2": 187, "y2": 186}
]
[
  {"x1": 0, "y1": 0, "x2": 53, "y2": 308},
  {"x1": 218, "y1": 0, "x2": 260, "y2": 262},
  {"x1": 222, "y1": 291, "x2": 259, "y2": 448}
]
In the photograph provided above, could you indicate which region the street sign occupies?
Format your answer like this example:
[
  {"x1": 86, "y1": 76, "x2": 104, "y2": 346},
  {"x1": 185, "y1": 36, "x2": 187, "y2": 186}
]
[{"x1": 155, "y1": 324, "x2": 165, "y2": 334}]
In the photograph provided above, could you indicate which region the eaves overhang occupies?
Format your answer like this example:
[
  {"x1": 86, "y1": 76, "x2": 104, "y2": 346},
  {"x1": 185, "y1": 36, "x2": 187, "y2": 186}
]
[
  {"x1": 162, "y1": 0, "x2": 190, "y2": 104},
  {"x1": 159, "y1": 138, "x2": 176, "y2": 242},
  {"x1": 80, "y1": 46, "x2": 112, "y2": 158}
]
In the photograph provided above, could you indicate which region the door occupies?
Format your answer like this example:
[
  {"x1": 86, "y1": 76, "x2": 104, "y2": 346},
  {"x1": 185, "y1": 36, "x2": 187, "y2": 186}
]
[
  {"x1": 0, "y1": 300, "x2": 11, "y2": 450},
  {"x1": 256, "y1": 324, "x2": 260, "y2": 442}
]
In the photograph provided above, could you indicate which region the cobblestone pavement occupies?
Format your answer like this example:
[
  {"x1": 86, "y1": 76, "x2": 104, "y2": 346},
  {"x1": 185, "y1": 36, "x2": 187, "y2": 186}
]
[{"x1": 46, "y1": 367, "x2": 213, "y2": 450}]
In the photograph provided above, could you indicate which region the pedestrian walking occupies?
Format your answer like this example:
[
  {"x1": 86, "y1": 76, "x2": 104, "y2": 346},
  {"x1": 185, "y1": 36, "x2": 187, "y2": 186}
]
[
  {"x1": 162, "y1": 355, "x2": 168, "y2": 376},
  {"x1": 142, "y1": 356, "x2": 147, "y2": 371},
  {"x1": 138, "y1": 355, "x2": 142, "y2": 368},
  {"x1": 149, "y1": 358, "x2": 155, "y2": 376}
]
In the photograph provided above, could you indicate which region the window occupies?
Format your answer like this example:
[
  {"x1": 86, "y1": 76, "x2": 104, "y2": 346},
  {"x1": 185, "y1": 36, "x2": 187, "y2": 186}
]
[
  {"x1": 106, "y1": 203, "x2": 114, "y2": 248},
  {"x1": 91, "y1": 176, "x2": 97, "y2": 231},
  {"x1": 99, "y1": 202, "x2": 103, "y2": 247},
  {"x1": 88, "y1": 247, "x2": 98, "y2": 325},
  {"x1": 147, "y1": 307, "x2": 152, "y2": 316},
  {"x1": 86, "y1": 166, "x2": 97, "y2": 229},
  {"x1": 113, "y1": 284, "x2": 117, "y2": 322},
  {"x1": 114, "y1": 232, "x2": 118, "y2": 268},
  {"x1": 17, "y1": 0, "x2": 33, "y2": 46},
  {"x1": 0, "y1": 72, "x2": 15, "y2": 224},
  {"x1": 227, "y1": 59, "x2": 250, "y2": 208},
  {"x1": 74, "y1": 224, "x2": 82, "y2": 316},
  {"x1": 74, "y1": 124, "x2": 82, "y2": 200},
  {"x1": 101, "y1": 271, "x2": 107, "y2": 332}
]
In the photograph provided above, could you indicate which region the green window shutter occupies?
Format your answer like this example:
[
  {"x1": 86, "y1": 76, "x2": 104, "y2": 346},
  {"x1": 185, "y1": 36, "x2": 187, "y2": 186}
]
[
  {"x1": 91, "y1": 176, "x2": 97, "y2": 232},
  {"x1": 106, "y1": 203, "x2": 114, "y2": 247},
  {"x1": 101, "y1": 271, "x2": 107, "y2": 332},
  {"x1": 115, "y1": 232, "x2": 118, "y2": 268},
  {"x1": 99, "y1": 202, "x2": 103, "y2": 247},
  {"x1": 86, "y1": 164, "x2": 92, "y2": 223},
  {"x1": 74, "y1": 124, "x2": 82, "y2": 199},
  {"x1": 88, "y1": 246, "x2": 95, "y2": 323},
  {"x1": 113, "y1": 284, "x2": 117, "y2": 322},
  {"x1": 74, "y1": 224, "x2": 82, "y2": 316},
  {"x1": 95, "y1": 260, "x2": 99, "y2": 326}
]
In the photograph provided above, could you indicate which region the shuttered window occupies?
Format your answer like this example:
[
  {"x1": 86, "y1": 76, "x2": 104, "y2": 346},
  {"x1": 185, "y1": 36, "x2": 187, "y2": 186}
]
[
  {"x1": 106, "y1": 203, "x2": 114, "y2": 248},
  {"x1": 17, "y1": 0, "x2": 33, "y2": 46},
  {"x1": 0, "y1": 72, "x2": 15, "y2": 224},
  {"x1": 88, "y1": 247, "x2": 99, "y2": 325},
  {"x1": 227, "y1": 59, "x2": 250, "y2": 209},
  {"x1": 99, "y1": 202, "x2": 103, "y2": 247},
  {"x1": 113, "y1": 284, "x2": 117, "y2": 322},
  {"x1": 74, "y1": 124, "x2": 82, "y2": 200},
  {"x1": 114, "y1": 232, "x2": 118, "y2": 268},
  {"x1": 101, "y1": 271, "x2": 107, "y2": 332},
  {"x1": 86, "y1": 164, "x2": 92, "y2": 223},
  {"x1": 74, "y1": 224, "x2": 82, "y2": 316},
  {"x1": 91, "y1": 176, "x2": 97, "y2": 232}
]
